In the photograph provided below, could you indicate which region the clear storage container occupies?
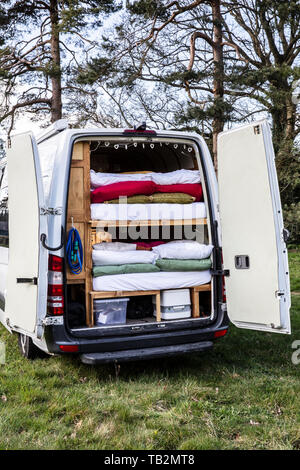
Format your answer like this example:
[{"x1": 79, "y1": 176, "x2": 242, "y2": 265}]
[{"x1": 94, "y1": 298, "x2": 129, "y2": 325}]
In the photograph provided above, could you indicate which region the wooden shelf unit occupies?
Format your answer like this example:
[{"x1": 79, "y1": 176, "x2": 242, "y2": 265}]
[{"x1": 66, "y1": 141, "x2": 211, "y2": 328}]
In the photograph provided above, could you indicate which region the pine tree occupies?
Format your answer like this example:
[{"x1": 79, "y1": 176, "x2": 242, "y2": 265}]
[{"x1": 0, "y1": 0, "x2": 121, "y2": 129}]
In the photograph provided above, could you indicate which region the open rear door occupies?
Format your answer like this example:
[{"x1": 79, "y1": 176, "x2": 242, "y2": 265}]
[
  {"x1": 5, "y1": 133, "x2": 48, "y2": 338},
  {"x1": 218, "y1": 120, "x2": 291, "y2": 334}
]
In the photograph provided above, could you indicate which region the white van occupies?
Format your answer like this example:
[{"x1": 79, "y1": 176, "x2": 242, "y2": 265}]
[{"x1": 0, "y1": 120, "x2": 291, "y2": 364}]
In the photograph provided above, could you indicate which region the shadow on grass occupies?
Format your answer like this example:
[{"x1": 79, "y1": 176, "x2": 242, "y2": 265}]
[{"x1": 55, "y1": 295, "x2": 300, "y2": 384}]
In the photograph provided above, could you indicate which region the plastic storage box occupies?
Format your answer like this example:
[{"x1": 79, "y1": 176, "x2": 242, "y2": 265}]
[
  {"x1": 152, "y1": 289, "x2": 191, "y2": 320},
  {"x1": 94, "y1": 298, "x2": 129, "y2": 325}
]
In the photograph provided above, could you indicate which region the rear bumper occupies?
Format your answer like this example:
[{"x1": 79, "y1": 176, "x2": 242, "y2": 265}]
[
  {"x1": 81, "y1": 341, "x2": 213, "y2": 364},
  {"x1": 45, "y1": 320, "x2": 229, "y2": 360}
]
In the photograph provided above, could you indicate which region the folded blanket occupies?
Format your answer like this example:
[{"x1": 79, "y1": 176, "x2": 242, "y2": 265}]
[
  {"x1": 104, "y1": 195, "x2": 150, "y2": 204},
  {"x1": 93, "y1": 263, "x2": 160, "y2": 277},
  {"x1": 93, "y1": 242, "x2": 137, "y2": 251},
  {"x1": 136, "y1": 241, "x2": 165, "y2": 249},
  {"x1": 156, "y1": 258, "x2": 212, "y2": 271},
  {"x1": 104, "y1": 192, "x2": 196, "y2": 204},
  {"x1": 153, "y1": 240, "x2": 214, "y2": 260},
  {"x1": 90, "y1": 169, "x2": 201, "y2": 188},
  {"x1": 156, "y1": 184, "x2": 203, "y2": 201},
  {"x1": 92, "y1": 249, "x2": 158, "y2": 266},
  {"x1": 91, "y1": 181, "x2": 156, "y2": 203}
]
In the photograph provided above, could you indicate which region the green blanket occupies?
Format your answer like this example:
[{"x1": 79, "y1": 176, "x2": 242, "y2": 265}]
[
  {"x1": 104, "y1": 192, "x2": 196, "y2": 204},
  {"x1": 93, "y1": 263, "x2": 160, "y2": 277},
  {"x1": 155, "y1": 258, "x2": 212, "y2": 271}
]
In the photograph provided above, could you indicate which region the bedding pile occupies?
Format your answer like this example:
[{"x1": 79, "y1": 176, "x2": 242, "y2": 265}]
[
  {"x1": 90, "y1": 170, "x2": 204, "y2": 220},
  {"x1": 90, "y1": 169, "x2": 211, "y2": 293},
  {"x1": 92, "y1": 240, "x2": 213, "y2": 293}
]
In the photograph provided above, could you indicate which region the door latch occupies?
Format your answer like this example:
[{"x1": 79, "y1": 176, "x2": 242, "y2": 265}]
[{"x1": 211, "y1": 269, "x2": 230, "y2": 276}]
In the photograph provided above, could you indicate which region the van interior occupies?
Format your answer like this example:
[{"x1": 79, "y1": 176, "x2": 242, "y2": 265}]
[{"x1": 62, "y1": 137, "x2": 214, "y2": 332}]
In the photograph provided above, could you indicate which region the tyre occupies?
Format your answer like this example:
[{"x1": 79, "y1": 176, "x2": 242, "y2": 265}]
[{"x1": 17, "y1": 333, "x2": 45, "y2": 359}]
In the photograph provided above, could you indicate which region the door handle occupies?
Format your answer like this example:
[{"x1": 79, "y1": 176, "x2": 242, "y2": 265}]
[{"x1": 16, "y1": 277, "x2": 38, "y2": 285}]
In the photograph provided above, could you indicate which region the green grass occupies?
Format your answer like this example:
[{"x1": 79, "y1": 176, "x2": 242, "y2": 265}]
[{"x1": 0, "y1": 253, "x2": 299, "y2": 450}]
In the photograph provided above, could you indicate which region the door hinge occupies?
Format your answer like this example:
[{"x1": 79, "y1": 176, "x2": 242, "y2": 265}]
[
  {"x1": 276, "y1": 290, "x2": 285, "y2": 298},
  {"x1": 40, "y1": 207, "x2": 62, "y2": 216},
  {"x1": 254, "y1": 125, "x2": 261, "y2": 135},
  {"x1": 211, "y1": 269, "x2": 230, "y2": 277}
]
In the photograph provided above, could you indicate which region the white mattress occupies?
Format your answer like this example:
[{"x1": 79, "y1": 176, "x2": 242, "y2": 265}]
[
  {"x1": 93, "y1": 270, "x2": 211, "y2": 292},
  {"x1": 91, "y1": 202, "x2": 206, "y2": 221}
]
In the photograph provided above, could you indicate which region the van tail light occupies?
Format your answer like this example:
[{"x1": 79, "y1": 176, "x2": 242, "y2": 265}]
[
  {"x1": 214, "y1": 328, "x2": 228, "y2": 339},
  {"x1": 47, "y1": 255, "x2": 64, "y2": 316},
  {"x1": 59, "y1": 344, "x2": 79, "y2": 353}
]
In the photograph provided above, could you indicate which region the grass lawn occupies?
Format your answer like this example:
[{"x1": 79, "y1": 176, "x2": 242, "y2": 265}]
[{"x1": 0, "y1": 252, "x2": 299, "y2": 450}]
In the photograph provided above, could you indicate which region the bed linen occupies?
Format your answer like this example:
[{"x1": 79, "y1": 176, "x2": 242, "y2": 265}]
[
  {"x1": 93, "y1": 270, "x2": 211, "y2": 292},
  {"x1": 155, "y1": 258, "x2": 212, "y2": 271},
  {"x1": 92, "y1": 249, "x2": 158, "y2": 266},
  {"x1": 104, "y1": 192, "x2": 196, "y2": 204},
  {"x1": 93, "y1": 242, "x2": 137, "y2": 251},
  {"x1": 91, "y1": 181, "x2": 156, "y2": 203},
  {"x1": 93, "y1": 263, "x2": 160, "y2": 277},
  {"x1": 90, "y1": 202, "x2": 206, "y2": 221},
  {"x1": 155, "y1": 184, "x2": 203, "y2": 201},
  {"x1": 90, "y1": 169, "x2": 201, "y2": 188},
  {"x1": 153, "y1": 240, "x2": 214, "y2": 260}
]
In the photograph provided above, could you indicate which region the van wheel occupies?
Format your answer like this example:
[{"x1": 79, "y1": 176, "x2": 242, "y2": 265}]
[{"x1": 18, "y1": 333, "x2": 43, "y2": 359}]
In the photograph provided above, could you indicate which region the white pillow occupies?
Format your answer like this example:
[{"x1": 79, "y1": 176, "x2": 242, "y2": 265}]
[
  {"x1": 90, "y1": 169, "x2": 201, "y2": 188},
  {"x1": 93, "y1": 242, "x2": 137, "y2": 251},
  {"x1": 153, "y1": 241, "x2": 213, "y2": 260},
  {"x1": 90, "y1": 170, "x2": 152, "y2": 188},
  {"x1": 92, "y1": 249, "x2": 158, "y2": 266},
  {"x1": 151, "y1": 169, "x2": 201, "y2": 185}
]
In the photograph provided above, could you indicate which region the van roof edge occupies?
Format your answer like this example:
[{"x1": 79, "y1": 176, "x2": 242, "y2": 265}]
[{"x1": 36, "y1": 119, "x2": 69, "y2": 144}]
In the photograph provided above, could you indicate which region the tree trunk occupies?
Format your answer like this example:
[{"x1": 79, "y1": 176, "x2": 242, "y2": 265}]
[
  {"x1": 49, "y1": 0, "x2": 62, "y2": 122},
  {"x1": 211, "y1": 0, "x2": 224, "y2": 175}
]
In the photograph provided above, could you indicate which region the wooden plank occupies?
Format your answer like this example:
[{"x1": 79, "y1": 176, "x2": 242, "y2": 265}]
[
  {"x1": 68, "y1": 167, "x2": 84, "y2": 218},
  {"x1": 190, "y1": 284, "x2": 211, "y2": 318},
  {"x1": 90, "y1": 290, "x2": 160, "y2": 299},
  {"x1": 192, "y1": 284, "x2": 211, "y2": 292},
  {"x1": 72, "y1": 142, "x2": 84, "y2": 160}
]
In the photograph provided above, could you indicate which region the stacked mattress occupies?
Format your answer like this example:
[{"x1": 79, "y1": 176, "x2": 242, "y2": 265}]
[
  {"x1": 92, "y1": 241, "x2": 213, "y2": 292},
  {"x1": 90, "y1": 169, "x2": 211, "y2": 292},
  {"x1": 90, "y1": 169, "x2": 206, "y2": 221}
]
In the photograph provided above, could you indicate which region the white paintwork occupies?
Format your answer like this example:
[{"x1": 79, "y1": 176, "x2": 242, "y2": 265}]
[
  {"x1": 5, "y1": 133, "x2": 48, "y2": 336},
  {"x1": 218, "y1": 120, "x2": 291, "y2": 333}
]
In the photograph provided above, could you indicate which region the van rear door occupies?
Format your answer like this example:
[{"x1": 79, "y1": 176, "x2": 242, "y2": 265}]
[
  {"x1": 5, "y1": 133, "x2": 48, "y2": 338},
  {"x1": 218, "y1": 120, "x2": 291, "y2": 334}
]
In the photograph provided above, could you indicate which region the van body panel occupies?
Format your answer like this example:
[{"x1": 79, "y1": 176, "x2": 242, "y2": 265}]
[
  {"x1": 218, "y1": 120, "x2": 291, "y2": 334},
  {"x1": 5, "y1": 133, "x2": 48, "y2": 337}
]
